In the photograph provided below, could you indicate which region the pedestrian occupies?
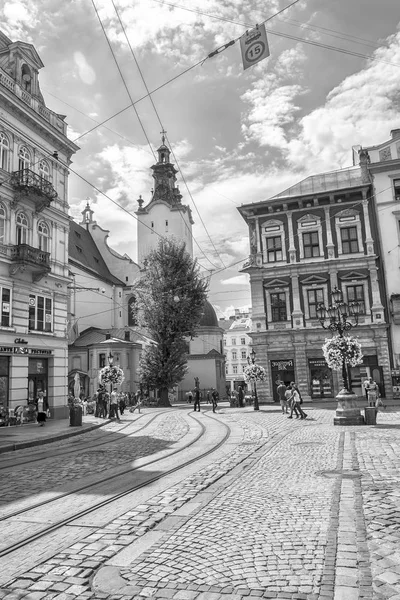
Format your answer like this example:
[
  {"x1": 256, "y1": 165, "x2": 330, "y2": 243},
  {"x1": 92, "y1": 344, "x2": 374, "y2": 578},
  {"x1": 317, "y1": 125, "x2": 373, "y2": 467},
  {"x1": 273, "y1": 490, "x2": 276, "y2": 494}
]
[
  {"x1": 206, "y1": 390, "x2": 211, "y2": 404},
  {"x1": 288, "y1": 382, "x2": 307, "y2": 419},
  {"x1": 238, "y1": 385, "x2": 244, "y2": 408},
  {"x1": 36, "y1": 391, "x2": 47, "y2": 426},
  {"x1": 193, "y1": 387, "x2": 201, "y2": 412},
  {"x1": 82, "y1": 398, "x2": 87, "y2": 416},
  {"x1": 110, "y1": 388, "x2": 120, "y2": 420},
  {"x1": 277, "y1": 380, "x2": 288, "y2": 414},
  {"x1": 119, "y1": 394, "x2": 126, "y2": 416},
  {"x1": 211, "y1": 388, "x2": 218, "y2": 413},
  {"x1": 187, "y1": 391, "x2": 193, "y2": 404},
  {"x1": 366, "y1": 377, "x2": 380, "y2": 408}
]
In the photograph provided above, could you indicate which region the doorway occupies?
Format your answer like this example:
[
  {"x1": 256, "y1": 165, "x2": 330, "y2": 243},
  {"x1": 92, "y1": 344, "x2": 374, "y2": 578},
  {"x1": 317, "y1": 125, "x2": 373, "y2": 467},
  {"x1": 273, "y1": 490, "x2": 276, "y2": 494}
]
[
  {"x1": 271, "y1": 359, "x2": 295, "y2": 402},
  {"x1": 28, "y1": 358, "x2": 48, "y2": 407}
]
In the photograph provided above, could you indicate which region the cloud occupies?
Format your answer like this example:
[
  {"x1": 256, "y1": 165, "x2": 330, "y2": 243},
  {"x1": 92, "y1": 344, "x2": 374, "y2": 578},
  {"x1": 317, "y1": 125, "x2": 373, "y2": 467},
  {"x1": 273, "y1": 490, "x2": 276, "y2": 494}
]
[
  {"x1": 73, "y1": 51, "x2": 96, "y2": 85},
  {"x1": 221, "y1": 274, "x2": 249, "y2": 286},
  {"x1": 1, "y1": 1, "x2": 38, "y2": 37}
]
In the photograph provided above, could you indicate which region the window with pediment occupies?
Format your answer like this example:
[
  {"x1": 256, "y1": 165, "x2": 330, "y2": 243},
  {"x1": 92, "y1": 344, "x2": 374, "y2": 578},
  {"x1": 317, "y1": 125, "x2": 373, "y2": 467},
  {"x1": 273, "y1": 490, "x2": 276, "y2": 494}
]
[
  {"x1": 298, "y1": 214, "x2": 323, "y2": 259},
  {"x1": 38, "y1": 221, "x2": 50, "y2": 252},
  {"x1": 301, "y1": 277, "x2": 329, "y2": 321},
  {"x1": 261, "y1": 220, "x2": 286, "y2": 263},
  {"x1": 335, "y1": 209, "x2": 363, "y2": 256},
  {"x1": 18, "y1": 146, "x2": 31, "y2": 171},
  {"x1": 16, "y1": 212, "x2": 29, "y2": 245},
  {"x1": 0, "y1": 132, "x2": 10, "y2": 171}
]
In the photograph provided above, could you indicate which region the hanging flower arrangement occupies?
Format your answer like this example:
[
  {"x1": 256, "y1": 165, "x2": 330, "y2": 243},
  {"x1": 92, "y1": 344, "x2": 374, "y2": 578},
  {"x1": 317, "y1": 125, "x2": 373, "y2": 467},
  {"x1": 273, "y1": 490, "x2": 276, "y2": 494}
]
[
  {"x1": 322, "y1": 335, "x2": 363, "y2": 371},
  {"x1": 99, "y1": 365, "x2": 125, "y2": 386},
  {"x1": 244, "y1": 363, "x2": 267, "y2": 382}
]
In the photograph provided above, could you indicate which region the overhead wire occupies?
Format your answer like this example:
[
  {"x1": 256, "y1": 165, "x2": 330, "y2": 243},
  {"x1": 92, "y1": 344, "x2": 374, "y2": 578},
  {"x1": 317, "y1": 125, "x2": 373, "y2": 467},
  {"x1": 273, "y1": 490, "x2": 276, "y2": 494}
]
[{"x1": 109, "y1": 0, "x2": 226, "y2": 269}]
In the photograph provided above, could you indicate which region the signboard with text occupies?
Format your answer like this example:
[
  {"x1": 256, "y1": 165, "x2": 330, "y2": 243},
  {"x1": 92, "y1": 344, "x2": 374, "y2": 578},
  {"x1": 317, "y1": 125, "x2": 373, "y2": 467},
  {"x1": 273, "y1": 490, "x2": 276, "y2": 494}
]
[{"x1": 240, "y1": 24, "x2": 270, "y2": 70}]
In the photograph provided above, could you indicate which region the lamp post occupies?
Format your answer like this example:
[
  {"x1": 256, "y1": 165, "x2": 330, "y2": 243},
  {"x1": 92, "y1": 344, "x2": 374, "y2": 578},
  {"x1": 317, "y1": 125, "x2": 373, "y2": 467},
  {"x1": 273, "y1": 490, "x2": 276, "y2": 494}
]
[
  {"x1": 247, "y1": 348, "x2": 260, "y2": 411},
  {"x1": 108, "y1": 351, "x2": 114, "y2": 366},
  {"x1": 316, "y1": 286, "x2": 361, "y2": 392}
]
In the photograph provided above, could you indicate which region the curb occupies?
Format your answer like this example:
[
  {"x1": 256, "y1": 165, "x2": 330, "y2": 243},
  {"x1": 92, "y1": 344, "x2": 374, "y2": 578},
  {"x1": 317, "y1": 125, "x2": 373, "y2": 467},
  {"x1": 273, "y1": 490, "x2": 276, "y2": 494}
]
[{"x1": 0, "y1": 419, "x2": 111, "y2": 455}]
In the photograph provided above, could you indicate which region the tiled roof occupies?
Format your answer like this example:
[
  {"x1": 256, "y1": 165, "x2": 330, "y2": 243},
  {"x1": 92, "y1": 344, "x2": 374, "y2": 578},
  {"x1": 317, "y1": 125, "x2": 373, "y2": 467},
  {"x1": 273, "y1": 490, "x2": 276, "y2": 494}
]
[
  {"x1": 271, "y1": 166, "x2": 365, "y2": 199},
  {"x1": 70, "y1": 327, "x2": 152, "y2": 348},
  {"x1": 69, "y1": 220, "x2": 124, "y2": 286}
]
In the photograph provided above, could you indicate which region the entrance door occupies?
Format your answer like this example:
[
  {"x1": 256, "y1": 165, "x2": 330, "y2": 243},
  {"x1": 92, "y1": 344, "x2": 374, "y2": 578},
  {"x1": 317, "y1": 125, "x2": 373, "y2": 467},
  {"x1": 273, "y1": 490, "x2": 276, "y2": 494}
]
[
  {"x1": 271, "y1": 359, "x2": 295, "y2": 402},
  {"x1": 28, "y1": 358, "x2": 48, "y2": 407}
]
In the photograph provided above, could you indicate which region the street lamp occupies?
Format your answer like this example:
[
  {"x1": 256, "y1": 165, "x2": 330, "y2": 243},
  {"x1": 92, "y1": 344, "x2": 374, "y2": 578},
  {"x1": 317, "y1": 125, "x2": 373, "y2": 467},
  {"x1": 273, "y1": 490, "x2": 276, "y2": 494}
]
[
  {"x1": 108, "y1": 351, "x2": 114, "y2": 366},
  {"x1": 247, "y1": 349, "x2": 260, "y2": 411},
  {"x1": 316, "y1": 286, "x2": 361, "y2": 392}
]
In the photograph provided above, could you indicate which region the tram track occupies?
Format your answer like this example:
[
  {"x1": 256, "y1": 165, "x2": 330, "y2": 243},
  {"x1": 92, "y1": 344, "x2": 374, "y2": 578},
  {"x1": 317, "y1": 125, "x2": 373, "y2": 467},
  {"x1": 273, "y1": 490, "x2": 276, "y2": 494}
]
[
  {"x1": 0, "y1": 411, "x2": 231, "y2": 559},
  {"x1": 0, "y1": 410, "x2": 173, "y2": 470}
]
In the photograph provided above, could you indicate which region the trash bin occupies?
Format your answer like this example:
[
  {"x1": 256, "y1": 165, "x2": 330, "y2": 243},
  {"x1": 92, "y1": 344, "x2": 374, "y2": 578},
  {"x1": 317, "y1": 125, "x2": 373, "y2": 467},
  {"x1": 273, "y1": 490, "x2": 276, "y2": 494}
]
[
  {"x1": 69, "y1": 404, "x2": 82, "y2": 427},
  {"x1": 364, "y1": 406, "x2": 377, "y2": 425}
]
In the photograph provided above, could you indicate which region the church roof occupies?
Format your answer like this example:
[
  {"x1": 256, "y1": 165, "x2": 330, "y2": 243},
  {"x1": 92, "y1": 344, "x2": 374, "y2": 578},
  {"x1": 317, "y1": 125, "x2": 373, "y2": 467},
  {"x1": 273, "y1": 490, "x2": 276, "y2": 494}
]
[
  {"x1": 200, "y1": 301, "x2": 219, "y2": 328},
  {"x1": 69, "y1": 220, "x2": 124, "y2": 286},
  {"x1": 270, "y1": 166, "x2": 365, "y2": 199}
]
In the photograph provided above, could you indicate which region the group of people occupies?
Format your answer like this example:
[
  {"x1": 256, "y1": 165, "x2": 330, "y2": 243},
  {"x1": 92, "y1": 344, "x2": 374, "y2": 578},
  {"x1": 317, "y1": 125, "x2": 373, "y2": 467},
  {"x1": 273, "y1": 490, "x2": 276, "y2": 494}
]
[
  {"x1": 94, "y1": 386, "x2": 127, "y2": 420},
  {"x1": 364, "y1": 376, "x2": 385, "y2": 409},
  {"x1": 187, "y1": 387, "x2": 219, "y2": 413},
  {"x1": 277, "y1": 381, "x2": 308, "y2": 420}
]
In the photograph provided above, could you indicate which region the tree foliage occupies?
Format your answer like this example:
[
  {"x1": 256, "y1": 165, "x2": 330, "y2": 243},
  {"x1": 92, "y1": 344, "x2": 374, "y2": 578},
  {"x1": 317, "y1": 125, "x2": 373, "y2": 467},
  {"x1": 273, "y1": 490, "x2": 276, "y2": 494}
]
[{"x1": 136, "y1": 238, "x2": 208, "y2": 403}]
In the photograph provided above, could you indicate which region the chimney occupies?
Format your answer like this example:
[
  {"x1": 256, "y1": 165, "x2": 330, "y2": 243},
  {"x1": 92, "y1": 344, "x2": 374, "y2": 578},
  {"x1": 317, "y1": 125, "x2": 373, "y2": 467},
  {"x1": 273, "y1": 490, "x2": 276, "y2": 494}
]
[
  {"x1": 390, "y1": 129, "x2": 400, "y2": 140},
  {"x1": 105, "y1": 333, "x2": 111, "y2": 340},
  {"x1": 124, "y1": 330, "x2": 130, "y2": 341}
]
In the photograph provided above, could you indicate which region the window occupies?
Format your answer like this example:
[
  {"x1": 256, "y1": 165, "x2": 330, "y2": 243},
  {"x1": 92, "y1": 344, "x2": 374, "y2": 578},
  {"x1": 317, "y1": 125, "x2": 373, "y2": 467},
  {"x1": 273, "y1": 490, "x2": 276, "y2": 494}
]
[
  {"x1": 242, "y1": 365, "x2": 246, "y2": 372},
  {"x1": 165, "y1": 220, "x2": 168, "y2": 231},
  {"x1": 231, "y1": 338, "x2": 236, "y2": 345},
  {"x1": 307, "y1": 288, "x2": 324, "y2": 319},
  {"x1": 75, "y1": 246, "x2": 82, "y2": 253},
  {"x1": 0, "y1": 286, "x2": 11, "y2": 327},
  {"x1": 232, "y1": 351, "x2": 237, "y2": 360},
  {"x1": 0, "y1": 132, "x2": 9, "y2": 171},
  {"x1": 38, "y1": 221, "x2": 49, "y2": 252},
  {"x1": 241, "y1": 351, "x2": 247, "y2": 359},
  {"x1": 225, "y1": 365, "x2": 228, "y2": 374},
  {"x1": 18, "y1": 146, "x2": 30, "y2": 171},
  {"x1": 39, "y1": 160, "x2": 50, "y2": 181},
  {"x1": 16, "y1": 212, "x2": 28, "y2": 245},
  {"x1": 271, "y1": 292, "x2": 287, "y2": 322},
  {"x1": 240, "y1": 337, "x2": 246, "y2": 345},
  {"x1": 346, "y1": 285, "x2": 365, "y2": 314},
  {"x1": 99, "y1": 353, "x2": 106, "y2": 368},
  {"x1": 266, "y1": 236, "x2": 282, "y2": 262},
  {"x1": 223, "y1": 339, "x2": 227, "y2": 346},
  {"x1": 0, "y1": 203, "x2": 5, "y2": 244},
  {"x1": 28, "y1": 294, "x2": 52, "y2": 332},
  {"x1": 303, "y1": 232, "x2": 320, "y2": 258},
  {"x1": 233, "y1": 365, "x2": 238, "y2": 374},
  {"x1": 394, "y1": 179, "x2": 400, "y2": 202},
  {"x1": 341, "y1": 227, "x2": 359, "y2": 254}
]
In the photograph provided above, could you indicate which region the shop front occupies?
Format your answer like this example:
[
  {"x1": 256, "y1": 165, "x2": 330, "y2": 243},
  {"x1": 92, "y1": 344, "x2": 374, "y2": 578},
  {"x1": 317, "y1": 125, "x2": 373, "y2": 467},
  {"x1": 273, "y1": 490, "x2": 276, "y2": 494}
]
[
  {"x1": 0, "y1": 356, "x2": 9, "y2": 410},
  {"x1": 271, "y1": 359, "x2": 295, "y2": 402},
  {"x1": 308, "y1": 358, "x2": 333, "y2": 399},
  {"x1": 349, "y1": 355, "x2": 383, "y2": 399}
]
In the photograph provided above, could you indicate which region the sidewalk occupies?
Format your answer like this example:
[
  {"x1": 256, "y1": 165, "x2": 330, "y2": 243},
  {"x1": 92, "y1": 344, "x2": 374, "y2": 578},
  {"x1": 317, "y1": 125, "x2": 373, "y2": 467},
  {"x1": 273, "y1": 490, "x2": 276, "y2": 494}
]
[{"x1": 0, "y1": 414, "x2": 110, "y2": 454}]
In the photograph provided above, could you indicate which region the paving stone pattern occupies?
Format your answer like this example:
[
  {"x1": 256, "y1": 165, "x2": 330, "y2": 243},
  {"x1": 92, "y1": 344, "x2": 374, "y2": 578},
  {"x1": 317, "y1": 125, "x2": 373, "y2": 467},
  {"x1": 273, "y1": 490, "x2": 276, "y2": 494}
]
[{"x1": 0, "y1": 413, "x2": 189, "y2": 508}]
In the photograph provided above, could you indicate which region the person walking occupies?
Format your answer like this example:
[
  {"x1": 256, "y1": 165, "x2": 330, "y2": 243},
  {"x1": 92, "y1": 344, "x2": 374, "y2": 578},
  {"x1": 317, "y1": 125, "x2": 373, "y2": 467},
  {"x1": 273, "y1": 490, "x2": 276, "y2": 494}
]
[
  {"x1": 119, "y1": 394, "x2": 126, "y2": 416},
  {"x1": 288, "y1": 382, "x2": 307, "y2": 419},
  {"x1": 193, "y1": 387, "x2": 201, "y2": 412},
  {"x1": 366, "y1": 377, "x2": 380, "y2": 408},
  {"x1": 36, "y1": 391, "x2": 47, "y2": 426},
  {"x1": 211, "y1": 388, "x2": 218, "y2": 413},
  {"x1": 277, "y1": 380, "x2": 288, "y2": 414},
  {"x1": 110, "y1": 388, "x2": 120, "y2": 420},
  {"x1": 238, "y1": 385, "x2": 244, "y2": 408}
]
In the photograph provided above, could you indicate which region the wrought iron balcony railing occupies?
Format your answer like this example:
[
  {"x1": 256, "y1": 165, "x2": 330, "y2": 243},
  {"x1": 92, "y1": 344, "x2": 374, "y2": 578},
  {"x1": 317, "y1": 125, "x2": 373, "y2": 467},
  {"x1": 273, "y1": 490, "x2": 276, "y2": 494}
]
[
  {"x1": 9, "y1": 244, "x2": 50, "y2": 282},
  {"x1": 11, "y1": 169, "x2": 57, "y2": 212}
]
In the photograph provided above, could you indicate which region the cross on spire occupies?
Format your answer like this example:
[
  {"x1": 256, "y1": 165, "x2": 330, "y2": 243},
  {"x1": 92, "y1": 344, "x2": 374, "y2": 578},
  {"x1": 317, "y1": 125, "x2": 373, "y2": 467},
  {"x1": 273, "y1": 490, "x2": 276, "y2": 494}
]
[{"x1": 160, "y1": 129, "x2": 167, "y2": 144}]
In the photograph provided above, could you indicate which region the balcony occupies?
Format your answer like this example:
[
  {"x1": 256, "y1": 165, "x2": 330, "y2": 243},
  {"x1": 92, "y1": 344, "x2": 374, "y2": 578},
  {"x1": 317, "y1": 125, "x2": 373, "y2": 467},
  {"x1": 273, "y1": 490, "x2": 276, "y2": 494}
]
[
  {"x1": 9, "y1": 244, "x2": 50, "y2": 282},
  {"x1": 11, "y1": 169, "x2": 57, "y2": 213}
]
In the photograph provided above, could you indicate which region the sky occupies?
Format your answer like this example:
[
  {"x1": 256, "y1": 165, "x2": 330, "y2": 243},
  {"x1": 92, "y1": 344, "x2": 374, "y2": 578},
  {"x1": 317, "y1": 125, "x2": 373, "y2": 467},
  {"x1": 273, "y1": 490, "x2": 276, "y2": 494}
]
[{"x1": 1, "y1": 0, "x2": 400, "y2": 317}]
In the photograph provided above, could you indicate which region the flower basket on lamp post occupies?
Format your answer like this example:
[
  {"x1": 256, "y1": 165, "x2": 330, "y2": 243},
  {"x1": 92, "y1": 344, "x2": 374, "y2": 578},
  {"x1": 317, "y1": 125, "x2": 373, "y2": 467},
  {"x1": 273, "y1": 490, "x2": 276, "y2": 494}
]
[{"x1": 317, "y1": 286, "x2": 364, "y2": 426}]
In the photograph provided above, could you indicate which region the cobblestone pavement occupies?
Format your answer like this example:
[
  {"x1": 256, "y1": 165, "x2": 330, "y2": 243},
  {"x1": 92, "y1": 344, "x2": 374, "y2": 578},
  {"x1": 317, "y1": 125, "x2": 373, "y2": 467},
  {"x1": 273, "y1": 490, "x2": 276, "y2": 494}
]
[
  {"x1": 0, "y1": 411, "x2": 189, "y2": 509},
  {"x1": 0, "y1": 406, "x2": 400, "y2": 599}
]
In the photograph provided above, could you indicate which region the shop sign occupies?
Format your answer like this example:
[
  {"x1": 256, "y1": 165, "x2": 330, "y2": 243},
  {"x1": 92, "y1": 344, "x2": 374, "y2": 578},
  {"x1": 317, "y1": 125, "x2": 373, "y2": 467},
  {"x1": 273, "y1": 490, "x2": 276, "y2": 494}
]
[
  {"x1": 271, "y1": 359, "x2": 294, "y2": 370},
  {"x1": 0, "y1": 346, "x2": 52, "y2": 355},
  {"x1": 392, "y1": 370, "x2": 400, "y2": 376},
  {"x1": 309, "y1": 358, "x2": 329, "y2": 368}
]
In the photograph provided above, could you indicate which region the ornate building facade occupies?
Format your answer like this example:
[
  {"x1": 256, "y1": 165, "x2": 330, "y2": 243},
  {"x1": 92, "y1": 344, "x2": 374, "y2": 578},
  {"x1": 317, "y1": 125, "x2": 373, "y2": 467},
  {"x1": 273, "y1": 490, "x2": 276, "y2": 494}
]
[
  {"x1": 238, "y1": 151, "x2": 391, "y2": 403},
  {"x1": 0, "y1": 31, "x2": 78, "y2": 417}
]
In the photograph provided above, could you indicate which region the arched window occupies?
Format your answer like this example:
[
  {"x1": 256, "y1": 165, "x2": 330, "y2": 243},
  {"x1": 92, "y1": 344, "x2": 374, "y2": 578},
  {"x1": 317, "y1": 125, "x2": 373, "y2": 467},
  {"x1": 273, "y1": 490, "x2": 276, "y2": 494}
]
[
  {"x1": 39, "y1": 160, "x2": 50, "y2": 181},
  {"x1": 18, "y1": 146, "x2": 30, "y2": 171},
  {"x1": 38, "y1": 221, "x2": 49, "y2": 252},
  {"x1": 128, "y1": 296, "x2": 137, "y2": 327},
  {"x1": 16, "y1": 212, "x2": 28, "y2": 245},
  {"x1": 21, "y1": 64, "x2": 32, "y2": 93},
  {"x1": 0, "y1": 203, "x2": 6, "y2": 244},
  {"x1": 0, "y1": 132, "x2": 10, "y2": 171}
]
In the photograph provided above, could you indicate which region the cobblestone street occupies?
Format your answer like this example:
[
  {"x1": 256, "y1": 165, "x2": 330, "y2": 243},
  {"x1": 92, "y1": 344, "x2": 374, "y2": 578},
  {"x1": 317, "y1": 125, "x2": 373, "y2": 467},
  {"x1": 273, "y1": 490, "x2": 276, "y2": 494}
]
[{"x1": 1, "y1": 405, "x2": 400, "y2": 599}]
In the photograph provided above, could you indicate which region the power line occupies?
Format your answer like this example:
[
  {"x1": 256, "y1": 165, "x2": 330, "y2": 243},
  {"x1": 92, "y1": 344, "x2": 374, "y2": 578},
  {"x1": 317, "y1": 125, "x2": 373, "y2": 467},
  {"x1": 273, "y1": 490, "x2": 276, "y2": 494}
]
[{"x1": 110, "y1": 0, "x2": 224, "y2": 269}]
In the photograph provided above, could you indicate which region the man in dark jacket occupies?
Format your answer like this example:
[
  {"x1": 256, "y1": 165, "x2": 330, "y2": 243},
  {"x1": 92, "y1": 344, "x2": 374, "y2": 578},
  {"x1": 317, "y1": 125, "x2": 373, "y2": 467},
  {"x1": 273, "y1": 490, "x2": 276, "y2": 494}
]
[{"x1": 193, "y1": 387, "x2": 201, "y2": 412}]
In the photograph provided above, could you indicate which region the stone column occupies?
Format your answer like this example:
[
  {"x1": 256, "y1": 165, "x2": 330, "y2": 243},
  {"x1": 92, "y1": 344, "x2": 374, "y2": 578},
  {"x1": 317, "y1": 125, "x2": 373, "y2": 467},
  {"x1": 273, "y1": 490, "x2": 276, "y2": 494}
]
[
  {"x1": 369, "y1": 265, "x2": 385, "y2": 323},
  {"x1": 286, "y1": 211, "x2": 297, "y2": 263},
  {"x1": 324, "y1": 205, "x2": 335, "y2": 259},
  {"x1": 362, "y1": 193, "x2": 375, "y2": 255},
  {"x1": 291, "y1": 274, "x2": 304, "y2": 328}
]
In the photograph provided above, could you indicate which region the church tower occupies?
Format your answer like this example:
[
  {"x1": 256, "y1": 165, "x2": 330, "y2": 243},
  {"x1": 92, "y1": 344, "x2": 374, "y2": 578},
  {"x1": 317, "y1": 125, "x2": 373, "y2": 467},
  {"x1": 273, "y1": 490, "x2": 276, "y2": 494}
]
[{"x1": 136, "y1": 134, "x2": 194, "y2": 265}]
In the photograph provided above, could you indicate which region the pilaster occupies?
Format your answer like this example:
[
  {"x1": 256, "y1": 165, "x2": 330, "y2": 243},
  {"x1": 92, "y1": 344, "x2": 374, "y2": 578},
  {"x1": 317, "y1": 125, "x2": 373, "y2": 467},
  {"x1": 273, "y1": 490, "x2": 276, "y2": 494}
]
[
  {"x1": 291, "y1": 274, "x2": 304, "y2": 328},
  {"x1": 362, "y1": 193, "x2": 375, "y2": 255},
  {"x1": 369, "y1": 266, "x2": 385, "y2": 323},
  {"x1": 324, "y1": 204, "x2": 335, "y2": 258},
  {"x1": 286, "y1": 211, "x2": 296, "y2": 263}
]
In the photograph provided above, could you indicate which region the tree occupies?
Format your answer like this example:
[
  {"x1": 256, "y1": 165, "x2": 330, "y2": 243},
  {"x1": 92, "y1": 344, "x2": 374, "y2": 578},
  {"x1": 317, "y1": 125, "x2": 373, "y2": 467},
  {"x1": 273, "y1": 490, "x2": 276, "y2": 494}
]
[{"x1": 136, "y1": 238, "x2": 208, "y2": 406}]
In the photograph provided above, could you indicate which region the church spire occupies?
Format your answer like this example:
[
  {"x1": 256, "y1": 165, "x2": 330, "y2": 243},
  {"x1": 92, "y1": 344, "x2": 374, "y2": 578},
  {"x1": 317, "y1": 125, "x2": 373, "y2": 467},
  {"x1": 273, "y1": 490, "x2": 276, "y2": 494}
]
[{"x1": 150, "y1": 133, "x2": 180, "y2": 205}]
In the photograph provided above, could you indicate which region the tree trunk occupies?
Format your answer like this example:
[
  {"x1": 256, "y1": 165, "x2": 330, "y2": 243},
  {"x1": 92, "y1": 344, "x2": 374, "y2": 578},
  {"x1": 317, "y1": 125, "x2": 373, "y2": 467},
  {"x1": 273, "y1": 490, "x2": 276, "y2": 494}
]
[{"x1": 158, "y1": 387, "x2": 171, "y2": 407}]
